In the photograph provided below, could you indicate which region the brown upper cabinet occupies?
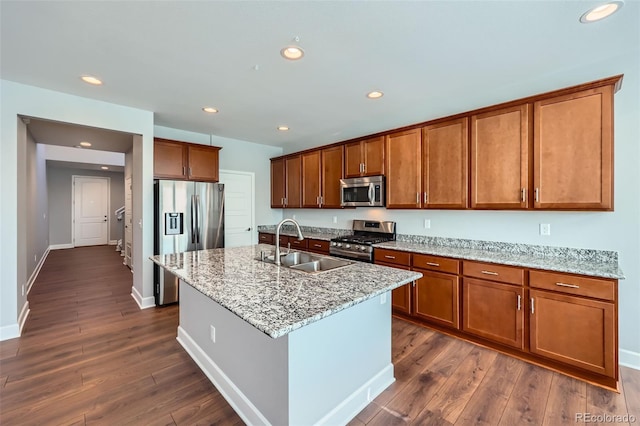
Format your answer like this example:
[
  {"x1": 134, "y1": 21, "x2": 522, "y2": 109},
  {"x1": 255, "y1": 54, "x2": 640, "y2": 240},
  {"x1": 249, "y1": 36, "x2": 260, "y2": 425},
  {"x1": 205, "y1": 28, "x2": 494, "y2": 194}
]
[
  {"x1": 300, "y1": 147, "x2": 344, "y2": 209},
  {"x1": 422, "y1": 118, "x2": 469, "y2": 209},
  {"x1": 344, "y1": 136, "x2": 385, "y2": 178},
  {"x1": 534, "y1": 86, "x2": 613, "y2": 210},
  {"x1": 385, "y1": 129, "x2": 422, "y2": 208},
  {"x1": 471, "y1": 105, "x2": 531, "y2": 209},
  {"x1": 154, "y1": 138, "x2": 221, "y2": 182},
  {"x1": 271, "y1": 155, "x2": 301, "y2": 208}
]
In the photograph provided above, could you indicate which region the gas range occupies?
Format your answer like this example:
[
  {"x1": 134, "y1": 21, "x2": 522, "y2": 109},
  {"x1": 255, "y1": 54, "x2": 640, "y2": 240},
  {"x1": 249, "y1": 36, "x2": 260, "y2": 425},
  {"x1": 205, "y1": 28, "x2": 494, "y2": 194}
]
[{"x1": 329, "y1": 220, "x2": 396, "y2": 262}]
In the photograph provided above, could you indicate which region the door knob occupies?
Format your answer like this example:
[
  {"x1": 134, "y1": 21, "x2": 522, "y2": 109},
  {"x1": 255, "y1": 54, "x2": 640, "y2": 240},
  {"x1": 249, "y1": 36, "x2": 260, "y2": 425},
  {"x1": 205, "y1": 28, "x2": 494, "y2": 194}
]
[{"x1": 246, "y1": 227, "x2": 251, "y2": 231}]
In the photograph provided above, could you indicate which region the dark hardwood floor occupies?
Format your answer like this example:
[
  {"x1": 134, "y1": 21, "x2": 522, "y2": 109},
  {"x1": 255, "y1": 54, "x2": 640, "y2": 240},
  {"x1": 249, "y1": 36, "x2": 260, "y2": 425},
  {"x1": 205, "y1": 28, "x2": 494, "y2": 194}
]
[{"x1": 1, "y1": 246, "x2": 638, "y2": 425}]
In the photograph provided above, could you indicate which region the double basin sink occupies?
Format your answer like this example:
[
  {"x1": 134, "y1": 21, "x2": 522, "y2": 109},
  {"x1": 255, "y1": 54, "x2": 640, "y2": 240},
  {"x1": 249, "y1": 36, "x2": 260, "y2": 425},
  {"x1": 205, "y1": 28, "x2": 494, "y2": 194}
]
[{"x1": 261, "y1": 251, "x2": 353, "y2": 274}]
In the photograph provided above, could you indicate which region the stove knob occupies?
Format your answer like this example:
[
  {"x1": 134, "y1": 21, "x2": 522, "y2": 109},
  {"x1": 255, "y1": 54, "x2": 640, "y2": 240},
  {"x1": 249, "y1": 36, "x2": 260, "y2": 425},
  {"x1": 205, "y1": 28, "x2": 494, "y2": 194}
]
[
  {"x1": 345, "y1": 244, "x2": 351, "y2": 249},
  {"x1": 361, "y1": 246, "x2": 368, "y2": 251},
  {"x1": 336, "y1": 243, "x2": 342, "y2": 248},
  {"x1": 330, "y1": 242, "x2": 336, "y2": 247}
]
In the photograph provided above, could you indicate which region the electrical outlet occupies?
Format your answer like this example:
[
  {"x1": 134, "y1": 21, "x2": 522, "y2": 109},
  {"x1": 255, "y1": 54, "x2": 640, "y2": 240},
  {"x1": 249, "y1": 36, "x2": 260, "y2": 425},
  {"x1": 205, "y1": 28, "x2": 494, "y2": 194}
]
[
  {"x1": 380, "y1": 293, "x2": 387, "y2": 304},
  {"x1": 210, "y1": 325, "x2": 216, "y2": 343},
  {"x1": 540, "y1": 223, "x2": 551, "y2": 236},
  {"x1": 424, "y1": 219, "x2": 431, "y2": 229},
  {"x1": 333, "y1": 216, "x2": 338, "y2": 224}
]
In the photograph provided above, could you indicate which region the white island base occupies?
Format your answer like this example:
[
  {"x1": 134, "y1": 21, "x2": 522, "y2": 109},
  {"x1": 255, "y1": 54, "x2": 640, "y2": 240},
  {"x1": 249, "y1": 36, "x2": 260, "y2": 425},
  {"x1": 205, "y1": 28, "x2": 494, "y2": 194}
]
[{"x1": 177, "y1": 281, "x2": 394, "y2": 425}]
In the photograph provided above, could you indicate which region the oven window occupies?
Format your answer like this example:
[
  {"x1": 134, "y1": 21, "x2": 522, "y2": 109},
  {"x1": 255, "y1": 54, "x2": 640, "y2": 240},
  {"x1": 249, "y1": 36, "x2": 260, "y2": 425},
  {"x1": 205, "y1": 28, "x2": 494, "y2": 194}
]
[{"x1": 343, "y1": 186, "x2": 369, "y2": 202}]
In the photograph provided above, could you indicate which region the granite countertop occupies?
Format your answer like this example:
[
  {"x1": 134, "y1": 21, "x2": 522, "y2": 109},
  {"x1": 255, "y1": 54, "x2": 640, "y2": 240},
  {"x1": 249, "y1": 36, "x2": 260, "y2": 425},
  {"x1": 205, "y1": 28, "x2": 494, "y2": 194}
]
[
  {"x1": 258, "y1": 225, "x2": 350, "y2": 242},
  {"x1": 151, "y1": 244, "x2": 421, "y2": 338},
  {"x1": 375, "y1": 241, "x2": 624, "y2": 279},
  {"x1": 260, "y1": 229, "x2": 338, "y2": 242}
]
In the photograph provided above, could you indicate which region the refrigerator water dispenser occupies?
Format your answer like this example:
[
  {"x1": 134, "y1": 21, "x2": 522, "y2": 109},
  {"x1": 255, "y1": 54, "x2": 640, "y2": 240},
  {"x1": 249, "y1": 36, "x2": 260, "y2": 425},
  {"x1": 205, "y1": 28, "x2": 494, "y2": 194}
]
[{"x1": 165, "y1": 213, "x2": 183, "y2": 235}]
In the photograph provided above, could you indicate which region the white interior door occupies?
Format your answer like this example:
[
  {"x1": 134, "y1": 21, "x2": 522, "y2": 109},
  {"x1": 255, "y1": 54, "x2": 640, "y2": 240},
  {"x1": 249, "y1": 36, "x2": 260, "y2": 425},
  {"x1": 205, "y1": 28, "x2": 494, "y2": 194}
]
[
  {"x1": 219, "y1": 170, "x2": 254, "y2": 248},
  {"x1": 74, "y1": 176, "x2": 109, "y2": 247}
]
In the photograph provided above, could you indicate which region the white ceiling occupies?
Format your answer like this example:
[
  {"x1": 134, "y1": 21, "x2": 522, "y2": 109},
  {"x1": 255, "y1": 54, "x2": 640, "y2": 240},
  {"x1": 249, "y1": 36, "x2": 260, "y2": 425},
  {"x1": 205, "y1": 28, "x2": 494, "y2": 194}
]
[{"x1": 2, "y1": 1, "x2": 638, "y2": 152}]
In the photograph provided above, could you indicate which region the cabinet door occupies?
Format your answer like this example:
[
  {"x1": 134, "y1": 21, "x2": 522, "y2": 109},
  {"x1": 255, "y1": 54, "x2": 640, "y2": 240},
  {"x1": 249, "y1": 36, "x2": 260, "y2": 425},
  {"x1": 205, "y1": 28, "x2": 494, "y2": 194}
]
[
  {"x1": 344, "y1": 141, "x2": 364, "y2": 178},
  {"x1": 187, "y1": 145, "x2": 220, "y2": 182},
  {"x1": 471, "y1": 105, "x2": 530, "y2": 209},
  {"x1": 392, "y1": 284, "x2": 412, "y2": 316},
  {"x1": 385, "y1": 129, "x2": 422, "y2": 208},
  {"x1": 363, "y1": 136, "x2": 385, "y2": 176},
  {"x1": 529, "y1": 289, "x2": 615, "y2": 378},
  {"x1": 422, "y1": 118, "x2": 469, "y2": 209},
  {"x1": 463, "y1": 278, "x2": 524, "y2": 349},
  {"x1": 414, "y1": 269, "x2": 460, "y2": 329},
  {"x1": 534, "y1": 86, "x2": 613, "y2": 210},
  {"x1": 154, "y1": 139, "x2": 187, "y2": 179},
  {"x1": 271, "y1": 158, "x2": 286, "y2": 208},
  {"x1": 321, "y1": 145, "x2": 344, "y2": 208},
  {"x1": 285, "y1": 156, "x2": 302, "y2": 208},
  {"x1": 301, "y1": 150, "x2": 322, "y2": 208}
]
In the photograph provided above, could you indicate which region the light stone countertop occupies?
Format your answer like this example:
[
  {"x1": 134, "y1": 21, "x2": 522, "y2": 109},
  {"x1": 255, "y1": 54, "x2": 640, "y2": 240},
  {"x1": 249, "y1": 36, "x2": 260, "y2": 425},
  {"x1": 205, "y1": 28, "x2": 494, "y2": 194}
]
[
  {"x1": 375, "y1": 241, "x2": 624, "y2": 279},
  {"x1": 150, "y1": 244, "x2": 422, "y2": 338}
]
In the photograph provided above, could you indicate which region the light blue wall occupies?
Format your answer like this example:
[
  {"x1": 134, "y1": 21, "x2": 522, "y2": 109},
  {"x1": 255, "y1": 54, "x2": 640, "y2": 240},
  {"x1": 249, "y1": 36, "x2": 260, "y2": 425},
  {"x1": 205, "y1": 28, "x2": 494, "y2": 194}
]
[{"x1": 284, "y1": 53, "x2": 640, "y2": 367}]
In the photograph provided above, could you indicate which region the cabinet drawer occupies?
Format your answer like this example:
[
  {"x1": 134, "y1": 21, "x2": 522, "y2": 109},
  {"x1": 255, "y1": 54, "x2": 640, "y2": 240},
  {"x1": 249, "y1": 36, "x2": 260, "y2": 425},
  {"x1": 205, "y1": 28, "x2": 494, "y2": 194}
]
[
  {"x1": 258, "y1": 233, "x2": 274, "y2": 244},
  {"x1": 374, "y1": 249, "x2": 411, "y2": 267},
  {"x1": 289, "y1": 238, "x2": 308, "y2": 249},
  {"x1": 413, "y1": 254, "x2": 460, "y2": 274},
  {"x1": 530, "y1": 271, "x2": 615, "y2": 301},
  {"x1": 307, "y1": 239, "x2": 329, "y2": 253},
  {"x1": 463, "y1": 261, "x2": 524, "y2": 286}
]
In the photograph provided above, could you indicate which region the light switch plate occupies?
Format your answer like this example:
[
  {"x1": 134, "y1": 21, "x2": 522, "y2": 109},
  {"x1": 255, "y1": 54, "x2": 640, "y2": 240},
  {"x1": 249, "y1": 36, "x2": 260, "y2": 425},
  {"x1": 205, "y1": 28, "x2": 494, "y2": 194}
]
[{"x1": 424, "y1": 219, "x2": 431, "y2": 229}]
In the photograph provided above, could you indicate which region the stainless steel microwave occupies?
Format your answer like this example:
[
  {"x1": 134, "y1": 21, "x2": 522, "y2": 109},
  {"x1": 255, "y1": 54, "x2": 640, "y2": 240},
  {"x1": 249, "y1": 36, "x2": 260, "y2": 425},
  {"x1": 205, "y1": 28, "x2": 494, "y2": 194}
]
[{"x1": 340, "y1": 176, "x2": 385, "y2": 207}]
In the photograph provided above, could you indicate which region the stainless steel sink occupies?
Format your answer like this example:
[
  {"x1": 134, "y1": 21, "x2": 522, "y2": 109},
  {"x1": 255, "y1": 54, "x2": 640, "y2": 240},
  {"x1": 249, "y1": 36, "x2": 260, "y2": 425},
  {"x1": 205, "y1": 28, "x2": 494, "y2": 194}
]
[{"x1": 260, "y1": 251, "x2": 353, "y2": 273}]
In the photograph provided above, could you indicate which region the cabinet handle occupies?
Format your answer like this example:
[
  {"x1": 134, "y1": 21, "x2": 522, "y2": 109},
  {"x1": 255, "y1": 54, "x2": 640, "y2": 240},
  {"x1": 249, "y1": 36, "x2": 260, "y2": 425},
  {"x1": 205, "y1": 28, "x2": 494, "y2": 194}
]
[
  {"x1": 426, "y1": 262, "x2": 440, "y2": 267},
  {"x1": 413, "y1": 281, "x2": 416, "y2": 287},
  {"x1": 183, "y1": 166, "x2": 186, "y2": 175},
  {"x1": 521, "y1": 188, "x2": 526, "y2": 203},
  {"x1": 530, "y1": 298, "x2": 535, "y2": 314},
  {"x1": 534, "y1": 187, "x2": 540, "y2": 202},
  {"x1": 189, "y1": 167, "x2": 192, "y2": 176},
  {"x1": 362, "y1": 163, "x2": 366, "y2": 173},
  {"x1": 424, "y1": 192, "x2": 428, "y2": 203},
  {"x1": 555, "y1": 282, "x2": 580, "y2": 289},
  {"x1": 517, "y1": 294, "x2": 521, "y2": 311},
  {"x1": 313, "y1": 244, "x2": 322, "y2": 248},
  {"x1": 384, "y1": 255, "x2": 396, "y2": 259},
  {"x1": 481, "y1": 270, "x2": 499, "y2": 276},
  {"x1": 416, "y1": 192, "x2": 420, "y2": 204}
]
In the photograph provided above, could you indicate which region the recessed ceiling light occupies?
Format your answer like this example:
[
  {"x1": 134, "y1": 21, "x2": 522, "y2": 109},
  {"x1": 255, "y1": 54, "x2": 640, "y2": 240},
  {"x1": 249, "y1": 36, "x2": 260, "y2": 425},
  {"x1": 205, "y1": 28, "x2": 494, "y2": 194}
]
[
  {"x1": 101, "y1": 166, "x2": 109, "y2": 170},
  {"x1": 367, "y1": 91, "x2": 384, "y2": 99},
  {"x1": 277, "y1": 126, "x2": 290, "y2": 131},
  {"x1": 280, "y1": 46, "x2": 304, "y2": 60},
  {"x1": 79, "y1": 141, "x2": 92, "y2": 147},
  {"x1": 81, "y1": 75, "x2": 103, "y2": 85},
  {"x1": 202, "y1": 107, "x2": 219, "y2": 113},
  {"x1": 580, "y1": 1, "x2": 623, "y2": 23}
]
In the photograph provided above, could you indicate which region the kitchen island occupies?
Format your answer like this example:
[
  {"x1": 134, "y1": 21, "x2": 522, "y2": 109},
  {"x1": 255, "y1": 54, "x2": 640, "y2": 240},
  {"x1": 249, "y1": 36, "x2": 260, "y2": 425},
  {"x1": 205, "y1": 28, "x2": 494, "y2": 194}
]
[{"x1": 151, "y1": 244, "x2": 421, "y2": 426}]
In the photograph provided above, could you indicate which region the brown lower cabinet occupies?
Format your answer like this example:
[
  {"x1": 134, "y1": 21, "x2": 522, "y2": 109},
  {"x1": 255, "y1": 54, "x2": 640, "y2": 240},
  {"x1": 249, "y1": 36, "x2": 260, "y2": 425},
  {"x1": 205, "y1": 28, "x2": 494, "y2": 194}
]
[
  {"x1": 462, "y1": 278, "x2": 525, "y2": 350},
  {"x1": 373, "y1": 247, "x2": 619, "y2": 390},
  {"x1": 306, "y1": 239, "x2": 329, "y2": 255},
  {"x1": 256, "y1": 233, "x2": 330, "y2": 255},
  {"x1": 258, "y1": 232, "x2": 274, "y2": 244}
]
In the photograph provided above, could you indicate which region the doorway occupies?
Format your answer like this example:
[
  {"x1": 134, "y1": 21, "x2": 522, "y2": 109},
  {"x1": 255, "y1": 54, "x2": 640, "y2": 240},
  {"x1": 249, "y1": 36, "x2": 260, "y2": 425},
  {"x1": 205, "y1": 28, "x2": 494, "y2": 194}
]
[
  {"x1": 219, "y1": 170, "x2": 255, "y2": 248},
  {"x1": 72, "y1": 176, "x2": 110, "y2": 246}
]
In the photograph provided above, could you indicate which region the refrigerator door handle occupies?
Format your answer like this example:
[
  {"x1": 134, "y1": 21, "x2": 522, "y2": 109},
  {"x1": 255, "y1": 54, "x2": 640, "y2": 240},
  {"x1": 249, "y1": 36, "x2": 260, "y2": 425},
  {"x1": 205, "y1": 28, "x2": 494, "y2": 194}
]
[
  {"x1": 195, "y1": 194, "x2": 201, "y2": 244},
  {"x1": 190, "y1": 195, "x2": 196, "y2": 244}
]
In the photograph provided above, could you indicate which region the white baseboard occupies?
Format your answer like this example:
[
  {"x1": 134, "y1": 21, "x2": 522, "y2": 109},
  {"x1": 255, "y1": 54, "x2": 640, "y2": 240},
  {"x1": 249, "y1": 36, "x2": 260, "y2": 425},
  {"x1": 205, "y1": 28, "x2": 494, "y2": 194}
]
[
  {"x1": 27, "y1": 247, "x2": 49, "y2": 294},
  {"x1": 49, "y1": 243, "x2": 73, "y2": 250},
  {"x1": 0, "y1": 323, "x2": 20, "y2": 341},
  {"x1": 131, "y1": 286, "x2": 155, "y2": 309},
  {"x1": 177, "y1": 326, "x2": 394, "y2": 426},
  {"x1": 18, "y1": 301, "x2": 30, "y2": 334},
  {"x1": 108, "y1": 240, "x2": 117, "y2": 246},
  {"x1": 620, "y1": 349, "x2": 640, "y2": 370},
  {"x1": 177, "y1": 326, "x2": 271, "y2": 426}
]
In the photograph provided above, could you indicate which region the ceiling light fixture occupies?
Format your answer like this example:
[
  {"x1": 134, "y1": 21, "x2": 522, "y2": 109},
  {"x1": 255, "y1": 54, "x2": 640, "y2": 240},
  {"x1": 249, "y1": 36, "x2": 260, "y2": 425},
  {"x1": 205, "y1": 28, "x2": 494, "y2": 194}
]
[
  {"x1": 280, "y1": 46, "x2": 304, "y2": 60},
  {"x1": 580, "y1": 1, "x2": 623, "y2": 23},
  {"x1": 81, "y1": 75, "x2": 103, "y2": 85},
  {"x1": 367, "y1": 91, "x2": 384, "y2": 99},
  {"x1": 79, "y1": 141, "x2": 92, "y2": 147},
  {"x1": 101, "y1": 166, "x2": 109, "y2": 170},
  {"x1": 202, "y1": 107, "x2": 219, "y2": 113},
  {"x1": 277, "y1": 126, "x2": 290, "y2": 131}
]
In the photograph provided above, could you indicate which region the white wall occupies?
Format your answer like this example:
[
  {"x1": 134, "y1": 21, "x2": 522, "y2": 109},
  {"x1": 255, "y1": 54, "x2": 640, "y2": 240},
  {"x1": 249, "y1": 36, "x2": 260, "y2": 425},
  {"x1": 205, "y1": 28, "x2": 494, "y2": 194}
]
[
  {"x1": 284, "y1": 53, "x2": 640, "y2": 367},
  {"x1": 0, "y1": 80, "x2": 154, "y2": 339},
  {"x1": 47, "y1": 166, "x2": 125, "y2": 245},
  {"x1": 26, "y1": 132, "x2": 49, "y2": 288},
  {"x1": 154, "y1": 126, "x2": 283, "y2": 227}
]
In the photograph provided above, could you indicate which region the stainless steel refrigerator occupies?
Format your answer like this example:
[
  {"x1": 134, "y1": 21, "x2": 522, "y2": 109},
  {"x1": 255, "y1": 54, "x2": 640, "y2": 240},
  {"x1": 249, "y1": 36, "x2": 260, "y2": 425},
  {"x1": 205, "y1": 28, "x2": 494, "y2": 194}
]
[{"x1": 154, "y1": 180, "x2": 224, "y2": 305}]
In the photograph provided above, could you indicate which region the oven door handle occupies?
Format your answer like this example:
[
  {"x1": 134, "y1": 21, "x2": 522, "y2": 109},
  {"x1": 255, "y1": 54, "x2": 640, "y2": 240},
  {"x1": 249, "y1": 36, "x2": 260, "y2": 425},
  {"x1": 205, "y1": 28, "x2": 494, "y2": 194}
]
[{"x1": 368, "y1": 183, "x2": 375, "y2": 206}]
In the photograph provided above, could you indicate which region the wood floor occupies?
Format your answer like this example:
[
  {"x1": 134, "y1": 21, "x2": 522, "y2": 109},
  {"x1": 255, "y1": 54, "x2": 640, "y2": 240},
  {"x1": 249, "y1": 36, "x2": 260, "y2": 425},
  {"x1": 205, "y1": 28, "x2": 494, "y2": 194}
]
[{"x1": 1, "y1": 246, "x2": 638, "y2": 425}]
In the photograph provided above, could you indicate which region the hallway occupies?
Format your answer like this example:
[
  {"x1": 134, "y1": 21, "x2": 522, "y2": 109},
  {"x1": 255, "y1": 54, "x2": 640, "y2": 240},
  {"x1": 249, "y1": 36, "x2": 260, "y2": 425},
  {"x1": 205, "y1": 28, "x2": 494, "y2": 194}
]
[{"x1": 0, "y1": 246, "x2": 242, "y2": 424}]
